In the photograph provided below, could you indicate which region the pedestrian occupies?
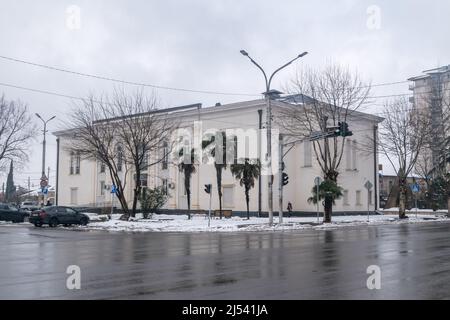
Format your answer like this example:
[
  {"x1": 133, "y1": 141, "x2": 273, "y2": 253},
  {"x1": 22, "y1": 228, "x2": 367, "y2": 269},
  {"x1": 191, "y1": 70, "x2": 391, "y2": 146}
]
[
  {"x1": 287, "y1": 202, "x2": 293, "y2": 217},
  {"x1": 45, "y1": 199, "x2": 51, "y2": 206}
]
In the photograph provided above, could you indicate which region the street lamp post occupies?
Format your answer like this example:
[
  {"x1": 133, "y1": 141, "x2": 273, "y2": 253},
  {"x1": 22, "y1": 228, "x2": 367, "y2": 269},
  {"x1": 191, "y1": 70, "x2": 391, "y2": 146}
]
[
  {"x1": 240, "y1": 50, "x2": 308, "y2": 225},
  {"x1": 35, "y1": 113, "x2": 56, "y2": 205}
]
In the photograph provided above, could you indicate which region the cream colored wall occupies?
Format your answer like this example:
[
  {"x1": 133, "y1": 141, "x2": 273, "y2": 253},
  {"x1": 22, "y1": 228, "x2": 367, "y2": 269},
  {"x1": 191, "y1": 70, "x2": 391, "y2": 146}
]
[{"x1": 56, "y1": 101, "x2": 380, "y2": 213}]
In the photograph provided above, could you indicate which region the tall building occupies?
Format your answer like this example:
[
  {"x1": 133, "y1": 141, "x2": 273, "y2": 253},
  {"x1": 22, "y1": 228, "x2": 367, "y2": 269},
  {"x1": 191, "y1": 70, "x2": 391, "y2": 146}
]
[{"x1": 409, "y1": 65, "x2": 450, "y2": 172}]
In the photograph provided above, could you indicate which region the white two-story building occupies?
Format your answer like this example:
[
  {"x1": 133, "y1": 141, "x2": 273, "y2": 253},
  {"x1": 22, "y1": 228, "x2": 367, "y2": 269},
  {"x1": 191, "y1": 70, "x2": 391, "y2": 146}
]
[{"x1": 54, "y1": 96, "x2": 383, "y2": 216}]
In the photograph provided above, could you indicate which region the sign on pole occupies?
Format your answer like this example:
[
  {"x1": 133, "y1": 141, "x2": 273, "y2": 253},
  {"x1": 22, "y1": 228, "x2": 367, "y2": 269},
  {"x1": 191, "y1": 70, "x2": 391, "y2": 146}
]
[
  {"x1": 314, "y1": 177, "x2": 322, "y2": 223},
  {"x1": 410, "y1": 183, "x2": 420, "y2": 194},
  {"x1": 364, "y1": 180, "x2": 373, "y2": 190},
  {"x1": 410, "y1": 183, "x2": 420, "y2": 218},
  {"x1": 364, "y1": 181, "x2": 373, "y2": 222}
]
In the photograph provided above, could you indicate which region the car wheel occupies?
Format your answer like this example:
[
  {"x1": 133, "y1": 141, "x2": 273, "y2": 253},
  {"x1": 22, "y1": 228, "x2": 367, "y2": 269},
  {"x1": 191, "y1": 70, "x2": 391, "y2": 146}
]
[
  {"x1": 80, "y1": 217, "x2": 88, "y2": 226},
  {"x1": 34, "y1": 222, "x2": 42, "y2": 227},
  {"x1": 49, "y1": 218, "x2": 59, "y2": 228}
]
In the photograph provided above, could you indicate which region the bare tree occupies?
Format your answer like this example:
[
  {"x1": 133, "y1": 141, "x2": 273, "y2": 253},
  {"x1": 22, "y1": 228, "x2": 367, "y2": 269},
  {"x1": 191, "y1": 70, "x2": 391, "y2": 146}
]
[
  {"x1": 68, "y1": 90, "x2": 179, "y2": 218},
  {"x1": 277, "y1": 64, "x2": 371, "y2": 222},
  {"x1": 67, "y1": 95, "x2": 130, "y2": 215},
  {"x1": 378, "y1": 98, "x2": 430, "y2": 218},
  {"x1": 110, "y1": 90, "x2": 178, "y2": 217},
  {"x1": 0, "y1": 95, "x2": 37, "y2": 171}
]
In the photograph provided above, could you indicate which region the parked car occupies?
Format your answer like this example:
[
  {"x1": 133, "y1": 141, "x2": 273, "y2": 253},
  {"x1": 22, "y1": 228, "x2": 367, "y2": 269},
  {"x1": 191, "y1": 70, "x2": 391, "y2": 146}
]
[
  {"x1": 29, "y1": 206, "x2": 90, "y2": 227},
  {"x1": 20, "y1": 201, "x2": 40, "y2": 212},
  {"x1": 0, "y1": 203, "x2": 30, "y2": 223}
]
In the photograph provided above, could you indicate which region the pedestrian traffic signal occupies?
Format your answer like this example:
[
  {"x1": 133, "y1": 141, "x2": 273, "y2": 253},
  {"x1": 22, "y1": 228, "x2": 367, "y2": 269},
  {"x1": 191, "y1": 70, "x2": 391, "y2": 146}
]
[
  {"x1": 204, "y1": 184, "x2": 212, "y2": 194},
  {"x1": 282, "y1": 172, "x2": 289, "y2": 186},
  {"x1": 338, "y1": 122, "x2": 353, "y2": 137}
]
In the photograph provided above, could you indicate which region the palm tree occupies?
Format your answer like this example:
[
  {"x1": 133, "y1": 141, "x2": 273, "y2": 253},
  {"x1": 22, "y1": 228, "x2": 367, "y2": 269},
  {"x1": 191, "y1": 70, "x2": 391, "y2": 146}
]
[
  {"x1": 230, "y1": 158, "x2": 261, "y2": 219},
  {"x1": 307, "y1": 179, "x2": 343, "y2": 223},
  {"x1": 178, "y1": 148, "x2": 196, "y2": 219},
  {"x1": 202, "y1": 132, "x2": 227, "y2": 219}
]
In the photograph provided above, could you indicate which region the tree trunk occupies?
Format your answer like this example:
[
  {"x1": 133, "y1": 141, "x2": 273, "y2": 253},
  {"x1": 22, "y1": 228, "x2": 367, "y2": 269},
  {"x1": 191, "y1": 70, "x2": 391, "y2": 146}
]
[
  {"x1": 323, "y1": 174, "x2": 338, "y2": 223},
  {"x1": 216, "y1": 165, "x2": 223, "y2": 219},
  {"x1": 324, "y1": 195, "x2": 332, "y2": 223},
  {"x1": 185, "y1": 171, "x2": 191, "y2": 219},
  {"x1": 447, "y1": 196, "x2": 450, "y2": 218},
  {"x1": 131, "y1": 168, "x2": 141, "y2": 218},
  {"x1": 398, "y1": 185, "x2": 407, "y2": 219},
  {"x1": 245, "y1": 187, "x2": 250, "y2": 220}
]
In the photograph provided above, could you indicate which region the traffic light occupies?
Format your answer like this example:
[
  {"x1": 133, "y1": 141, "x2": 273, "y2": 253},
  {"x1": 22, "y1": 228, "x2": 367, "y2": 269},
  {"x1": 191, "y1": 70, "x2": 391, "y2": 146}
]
[
  {"x1": 282, "y1": 172, "x2": 289, "y2": 186},
  {"x1": 204, "y1": 184, "x2": 212, "y2": 194},
  {"x1": 338, "y1": 122, "x2": 353, "y2": 137}
]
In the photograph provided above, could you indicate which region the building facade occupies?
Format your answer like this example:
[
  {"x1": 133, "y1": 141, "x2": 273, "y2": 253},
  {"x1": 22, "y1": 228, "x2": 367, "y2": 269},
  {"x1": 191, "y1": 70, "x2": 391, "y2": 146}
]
[
  {"x1": 54, "y1": 97, "x2": 383, "y2": 215},
  {"x1": 409, "y1": 65, "x2": 450, "y2": 171}
]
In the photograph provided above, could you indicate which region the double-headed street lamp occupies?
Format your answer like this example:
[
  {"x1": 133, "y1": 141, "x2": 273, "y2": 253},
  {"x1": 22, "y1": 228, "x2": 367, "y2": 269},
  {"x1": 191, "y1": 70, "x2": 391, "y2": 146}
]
[
  {"x1": 240, "y1": 50, "x2": 308, "y2": 226},
  {"x1": 35, "y1": 113, "x2": 56, "y2": 194}
]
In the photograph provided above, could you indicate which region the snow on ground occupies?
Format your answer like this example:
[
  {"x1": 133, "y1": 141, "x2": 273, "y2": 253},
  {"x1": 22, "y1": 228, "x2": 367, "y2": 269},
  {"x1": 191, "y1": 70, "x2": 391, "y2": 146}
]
[{"x1": 71, "y1": 212, "x2": 449, "y2": 233}]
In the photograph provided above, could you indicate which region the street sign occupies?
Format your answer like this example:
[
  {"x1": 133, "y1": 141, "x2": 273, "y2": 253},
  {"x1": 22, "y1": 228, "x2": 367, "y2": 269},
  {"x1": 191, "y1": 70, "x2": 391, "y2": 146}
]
[
  {"x1": 364, "y1": 180, "x2": 373, "y2": 190},
  {"x1": 411, "y1": 183, "x2": 420, "y2": 194},
  {"x1": 111, "y1": 185, "x2": 118, "y2": 194},
  {"x1": 314, "y1": 177, "x2": 322, "y2": 186},
  {"x1": 40, "y1": 179, "x2": 48, "y2": 188}
]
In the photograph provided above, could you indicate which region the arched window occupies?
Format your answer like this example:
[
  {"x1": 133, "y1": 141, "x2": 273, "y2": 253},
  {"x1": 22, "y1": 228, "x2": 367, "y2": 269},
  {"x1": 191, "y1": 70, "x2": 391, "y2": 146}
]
[{"x1": 116, "y1": 145, "x2": 123, "y2": 172}]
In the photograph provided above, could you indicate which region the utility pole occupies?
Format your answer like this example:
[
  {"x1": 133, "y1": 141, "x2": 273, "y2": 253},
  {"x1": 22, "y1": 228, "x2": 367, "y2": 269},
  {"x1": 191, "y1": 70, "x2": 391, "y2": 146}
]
[
  {"x1": 323, "y1": 116, "x2": 329, "y2": 175},
  {"x1": 278, "y1": 134, "x2": 283, "y2": 224},
  {"x1": 28, "y1": 177, "x2": 30, "y2": 192},
  {"x1": 258, "y1": 109, "x2": 262, "y2": 218},
  {"x1": 35, "y1": 113, "x2": 56, "y2": 206},
  {"x1": 240, "y1": 50, "x2": 308, "y2": 226},
  {"x1": 373, "y1": 125, "x2": 378, "y2": 211}
]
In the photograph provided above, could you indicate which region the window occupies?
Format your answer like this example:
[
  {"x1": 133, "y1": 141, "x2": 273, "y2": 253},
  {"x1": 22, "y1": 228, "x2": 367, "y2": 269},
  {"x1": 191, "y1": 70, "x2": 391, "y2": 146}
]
[
  {"x1": 100, "y1": 162, "x2": 106, "y2": 173},
  {"x1": 303, "y1": 140, "x2": 312, "y2": 167},
  {"x1": 134, "y1": 173, "x2": 148, "y2": 187},
  {"x1": 70, "y1": 151, "x2": 75, "y2": 175},
  {"x1": 70, "y1": 151, "x2": 81, "y2": 175},
  {"x1": 100, "y1": 181, "x2": 105, "y2": 196},
  {"x1": 356, "y1": 190, "x2": 362, "y2": 206},
  {"x1": 162, "y1": 142, "x2": 168, "y2": 170},
  {"x1": 223, "y1": 186, "x2": 234, "y2": 208},
  {"x1": 75, "y1": 153, "x2": 80, "y2": 174},
  {"x1": 343, "y1": 190, "x2": 349, "y2": 205},
  {"x1": 117, "y1": 145, "x2": 123, "y2": 172},
  {"x1": 162, "y1": 179, "x2": 168, "y2": 195},
  {"x1": 70, "y1": 188, "x2": 78, "y2": 205},
  {"x1": 138, "y1": 144, "x2": 149, "y2": 171}
]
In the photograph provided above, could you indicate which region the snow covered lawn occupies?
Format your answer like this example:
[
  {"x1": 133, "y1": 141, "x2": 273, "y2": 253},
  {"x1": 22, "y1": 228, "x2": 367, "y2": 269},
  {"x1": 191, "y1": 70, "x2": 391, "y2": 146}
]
[{"x1": 72, "y1": 212, "x2": 450, "y2": 233}]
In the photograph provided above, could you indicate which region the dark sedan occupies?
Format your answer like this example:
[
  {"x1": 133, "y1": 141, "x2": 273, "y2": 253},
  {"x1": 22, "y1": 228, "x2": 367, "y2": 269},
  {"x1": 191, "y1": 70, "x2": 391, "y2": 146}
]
[
  {"x1": 29, "y1": 206, "x2": 89, "y2": 227},
  {"x1": 0, "y1": 204, "x2": 30, "y2": 223}
]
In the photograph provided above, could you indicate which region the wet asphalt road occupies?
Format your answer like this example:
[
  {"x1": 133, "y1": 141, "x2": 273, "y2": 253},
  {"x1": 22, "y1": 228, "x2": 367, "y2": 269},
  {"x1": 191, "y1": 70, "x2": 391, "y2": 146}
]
[{"x1": 1, "y1": 222, "x2": 450, "y2": 300}]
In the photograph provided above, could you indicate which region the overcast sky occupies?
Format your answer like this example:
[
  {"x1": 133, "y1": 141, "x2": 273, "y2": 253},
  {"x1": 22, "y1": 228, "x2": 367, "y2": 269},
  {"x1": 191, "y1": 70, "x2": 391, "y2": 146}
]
[{"x1": 1, "y1": 0, "x2": 449, "y2": 189}]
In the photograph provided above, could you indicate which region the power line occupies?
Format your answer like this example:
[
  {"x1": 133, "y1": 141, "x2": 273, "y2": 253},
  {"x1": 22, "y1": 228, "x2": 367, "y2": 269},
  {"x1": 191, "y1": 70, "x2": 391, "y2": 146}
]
[
  {"x1": 0, "y1": 55, "x2": 258, "y2": 97},
  {"x1": 0, "y1": 54, "x2": 415, "y2": 96},
  {"x1": 1, "y1": 79, "x2": 448, "y2": 117}
]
